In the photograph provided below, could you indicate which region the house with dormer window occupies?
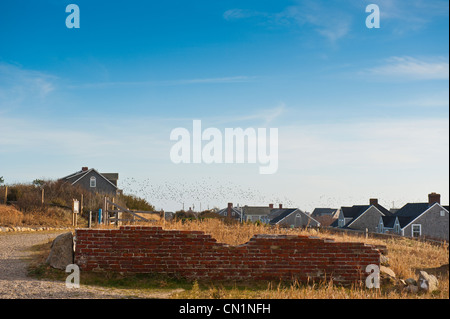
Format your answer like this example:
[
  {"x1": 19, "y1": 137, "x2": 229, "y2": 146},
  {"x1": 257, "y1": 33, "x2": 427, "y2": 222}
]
[
  {"x1": 331, "y1": 198, "x2": 392, "y2": 232},
  {"x1": 60, "y1": 167, "x2": 120, "y2": 195},
  {"x1": 377, "y1": 193, "x2": 448, "y2": 241}
]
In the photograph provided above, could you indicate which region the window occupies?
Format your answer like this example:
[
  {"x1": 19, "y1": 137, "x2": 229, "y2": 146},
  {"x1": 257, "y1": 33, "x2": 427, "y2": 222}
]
[
  {"x1": 338, "y1": 218, "x2": 345, "y2": 227},
  {"x1": 90, "y1": 176, "x2": 96, "y2": 188},
  {"x1": 394, "y1": 222, "x2": 400, "y2": 234},
  {"x1": 440, "y1": 210, "x2": 446, "y2": 217},
  {"x1": 412, "y1": 224, "x2": 421, "y2": 238},
  {"x1": 295, "y1": 213, "x2": 302, "y2": 227},
  {"x1": 377, "y1": 220, "x2": 384, "y2": 233}
]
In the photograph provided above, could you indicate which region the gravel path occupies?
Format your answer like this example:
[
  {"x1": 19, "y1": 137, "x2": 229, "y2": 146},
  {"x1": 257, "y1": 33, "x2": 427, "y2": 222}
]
[{"x1": 0, "y1": 231, "x2": 182, "y2": 299}]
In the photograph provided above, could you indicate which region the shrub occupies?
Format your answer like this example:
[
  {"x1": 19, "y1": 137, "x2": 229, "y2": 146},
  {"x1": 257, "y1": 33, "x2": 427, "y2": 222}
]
[{"x1": 119, "y1": 194, "x2": 155, "y2": 211}]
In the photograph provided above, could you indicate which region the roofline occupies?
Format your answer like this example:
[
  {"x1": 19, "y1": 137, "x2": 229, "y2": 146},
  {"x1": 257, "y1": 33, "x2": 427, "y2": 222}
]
[
  {"x1": 71, "y1": 168, "x2": 118, "y2": 189},
  {"x1": 311, "y1": 208, "x2": 338, "y2": 217},
  {"x1": 218, "y1": 207, "x2": 242, "y2": 217},
  {"x1": 60, "y1": 170, "x2": 87, "y2": 180},
  {"x1": 70, "y1": 168, "x2": 93, "y2": 185},
  {"x1": 271, "y1": 208, "x2": 299, "y2": 224},
  {"x1": 401, "y1": 202, "x2": 446, "y2": 230},
  {"x1": 346, "y1": 205, "x2": 385, "y2": 228},
  {"x1": 379, "y1": 215, "x2": 399, "y2": 228},
  {"x1": 273, "y1": 209, "x2": 321, "y2": 226}
]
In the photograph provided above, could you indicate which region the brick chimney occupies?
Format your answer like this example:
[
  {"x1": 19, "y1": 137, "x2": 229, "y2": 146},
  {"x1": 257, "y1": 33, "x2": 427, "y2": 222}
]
[
  {"x1": 428, "y1": 193, "x2": 441, "y2": 205},
  {"x1": 370, "y1": 198, "x2": 378, "y2": 206},
  {"x1": 82, "y1": 167, "x2": 88, "y2": 171},
  {"x1": 279, "y1": 204, "x2": 283, "y2": 209},
  {"x1": 227, "y1": 203, "x2": 233, "y2": 218},
  {"x1": 269, "y1": 204, "x2": 274, "y2": 209}
]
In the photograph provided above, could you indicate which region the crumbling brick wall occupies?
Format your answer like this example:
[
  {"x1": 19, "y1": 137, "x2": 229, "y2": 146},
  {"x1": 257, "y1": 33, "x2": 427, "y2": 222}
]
[{"x1": 74, "y1": 226, "x2": 381, "y2": 285}]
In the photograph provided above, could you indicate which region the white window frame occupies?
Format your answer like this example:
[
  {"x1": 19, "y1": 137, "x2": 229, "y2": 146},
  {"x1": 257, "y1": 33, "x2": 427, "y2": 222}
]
[
  {"x1": 394, "y1": 222, "x2": 400, "y2": 234},
  {"x1": 440, "y1": 210, "x2": 446, "y2": 217},
  {"x1": 295, "y1": 213, "x2": 302, "y2": 227},
  {"x1": 377, "y1": 219, "x2": 384, "y2": 233},
  {"x1": 411, "y1": 224, "x2": 421, "y2": 238},
  {"x1": 90, "y1": 176, "x2": 96, "y2": 188}
]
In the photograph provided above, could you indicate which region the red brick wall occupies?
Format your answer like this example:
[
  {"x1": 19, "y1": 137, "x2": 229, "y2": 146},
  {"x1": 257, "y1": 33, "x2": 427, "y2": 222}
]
[{"x1": 74, "y1": 226, "x2": 381, "y2": 285}]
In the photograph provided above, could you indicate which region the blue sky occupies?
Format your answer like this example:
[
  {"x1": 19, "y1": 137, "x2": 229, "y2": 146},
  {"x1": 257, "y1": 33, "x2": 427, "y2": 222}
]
[{"x1": 0, "y1": 0, "x2": 448, "y2": 211}]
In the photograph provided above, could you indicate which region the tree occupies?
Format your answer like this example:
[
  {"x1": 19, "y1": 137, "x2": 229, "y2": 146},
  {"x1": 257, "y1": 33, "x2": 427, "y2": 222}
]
[
  {"x1": 32, "y1": 179, "x2": 45, "y2": 187},
  {"x1": 0, "y1": 176, "x2": 4, "y2": 185},
  {"x1": 120, "y1": 194, "x2": 154, "y2": 211}
]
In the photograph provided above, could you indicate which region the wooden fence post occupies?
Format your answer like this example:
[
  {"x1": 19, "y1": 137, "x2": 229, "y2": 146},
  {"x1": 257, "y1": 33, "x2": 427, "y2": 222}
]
[
  {"x1": 112, "y1": 197, "x2": 118, "y2": 226},
  {"x1": 103, "y1": 197, "x2": 108, "y2": 225}
]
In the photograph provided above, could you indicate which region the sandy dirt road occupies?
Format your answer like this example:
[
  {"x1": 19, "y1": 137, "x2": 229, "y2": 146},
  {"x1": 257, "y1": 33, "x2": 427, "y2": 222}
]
[{"x1": 0, "y1": 231, "x2": 181, "y2": 299}]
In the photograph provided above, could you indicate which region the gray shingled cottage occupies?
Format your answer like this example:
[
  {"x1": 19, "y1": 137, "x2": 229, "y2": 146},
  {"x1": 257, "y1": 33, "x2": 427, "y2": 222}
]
[
  {"x1": 60, "y1": 167, "x2": 120, "y2": 195},
  {"x1": 332, "y1": 198, "x2": 392, "y2": 232},
  {"x1": 217, "y1": 203, "x2": 320, "y2": 228},
  {"x1": 377, "y1": 193, "x2": 448, "y2": 241}
]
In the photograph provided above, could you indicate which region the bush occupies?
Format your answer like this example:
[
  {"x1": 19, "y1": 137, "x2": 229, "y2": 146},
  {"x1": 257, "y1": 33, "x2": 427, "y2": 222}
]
[
  {"x1": 0, "y1": 179, "x2": 156, "y2": 227},
  {"x1": 119, "y1": 194, "x2": 155, "y2": 211},
  {"x1": 0, "y1": 205, "x2": 24, "y2": 226}
]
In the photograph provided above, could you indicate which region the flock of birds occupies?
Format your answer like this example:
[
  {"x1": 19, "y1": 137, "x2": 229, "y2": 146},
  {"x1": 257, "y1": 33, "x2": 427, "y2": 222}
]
[
  {"x1": 120, "y1": 176, "x2": 297, "y2": 212},
  {"x1": 119, "y1": 176, "x2": 383, "y2": 213}
]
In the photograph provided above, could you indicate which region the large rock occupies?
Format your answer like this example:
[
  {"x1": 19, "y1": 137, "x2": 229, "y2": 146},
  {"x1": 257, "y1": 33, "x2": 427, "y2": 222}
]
[
  {"x1": 405, "y1": 278, "x2": 417, "y2": 286},
  {"x1": 380, "y1": 266, "x2": 396, "y2": 278},
  {"x1": 46, "y1": 232, "x2": 74, "y2": 270},
  {"x1": 380, "y1": 255, "x2": 390, "y2": 267},
  {"x1": 404, "y1": 284, "x2": 419, "y2": 294},
  {"x1": 418, "y1": 271, "x2": 439, "y2": 292},
  {"x1": 380, "y1": 266, "x2": 397, "y2": 286}
]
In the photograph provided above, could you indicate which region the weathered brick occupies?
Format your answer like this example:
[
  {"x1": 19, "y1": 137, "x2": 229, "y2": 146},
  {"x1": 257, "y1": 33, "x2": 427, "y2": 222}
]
[{"x1": 74, "y1": 227, "x2": 381, "y2": 285}]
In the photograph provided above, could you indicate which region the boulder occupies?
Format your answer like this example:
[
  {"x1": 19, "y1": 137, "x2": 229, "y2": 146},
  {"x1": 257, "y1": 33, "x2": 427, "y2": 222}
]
[
  {"x1": 46, "y1": 232, "x2": 74, "y2": 270},
  {"x1": 418, "y1": 271, "x2": 439, "y2": 292},
  {"x1": 380, "y1": 266, "x2": 396, "y2": 278},
  {"x1": 404, "y1": 284, "x2": 419, "y2": 294},
  {"x1": 405, "y1": 278, "x2": 417, "y2": 286},
  {"x1": 380, "y1": 255, "x2": 390, "y2": 267},
  {"x1": 380, "y1": 266, "x2": 397, "y2": 286}
]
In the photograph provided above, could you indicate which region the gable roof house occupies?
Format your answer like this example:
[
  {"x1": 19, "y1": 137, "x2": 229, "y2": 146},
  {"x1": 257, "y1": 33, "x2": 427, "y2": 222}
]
[
  {"x1": 310, "y1": 208, "x2": 339, "y2": 226},
  {"x1": 378, "y1": 193, "x2": 448, "y2": 241},
  {"x1": 268, "y1": 207, "x2": 321, "y2": 228},
  {"x1": 332, "y1": 198, "x2": 392, "y2": 232},
  {"x1": 243, "y1": 205, "x2": 273, "y2": 223},
  {"x1": 217, "y1": 203, "x2": 320, "y2": 228},
  {"x1": 216, "y1": 203, "x2": 244, "y2": 221},
  {"x1": 60, "y1": 167, "x2": 120, "y2": 195},
  {"x1": 311, "y1": 208, "x2": 339, "y2": 218}
]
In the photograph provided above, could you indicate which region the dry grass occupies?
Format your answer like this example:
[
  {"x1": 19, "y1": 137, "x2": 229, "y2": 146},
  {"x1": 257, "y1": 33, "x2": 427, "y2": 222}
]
[
  {"x1": 17, "y1": 214, "x2": 450, "y2": 299},
  {"x1": 0, "y1": 205, "x2": 24, "y2": 226},
  {"x1": 0, "y1": 204, "x2": 75, "y2": 227},
  {"x1": 148, "y1": 218, "x2": 448, "y2": 299}
]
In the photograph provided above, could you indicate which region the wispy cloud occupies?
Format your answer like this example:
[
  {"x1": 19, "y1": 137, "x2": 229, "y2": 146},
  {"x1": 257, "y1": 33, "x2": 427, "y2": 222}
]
[
  {"x1": 223, "y1": 1, "x2": 352, "y2": 43},
  {"x1": 0, "y1": 116, "x2": 168, "y2": 162},
  {"x1": 280, "y1": 2, "x2": 352, "y2": 43},
  {"x1": 0, "y1": 63, "x2": 56, "y2": 97},
  {"x1": 223, "y1": 9, "x2": 265, "y2": 21},
  {"x1": 366, "y1": 56, "x2": 449, "y2": 81},
  {"x1": 67, "y1": 76, "x2": 257, "y2": 89},
  {"x1": 280, "y1": 118, "x2": 449, "y2": 171},
  {"x1": 366, "y1": 0, "x2": 449, "y2": 33},
  {"x1": 0, "y1": 62, "x2": 57, "y2": 110}
]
